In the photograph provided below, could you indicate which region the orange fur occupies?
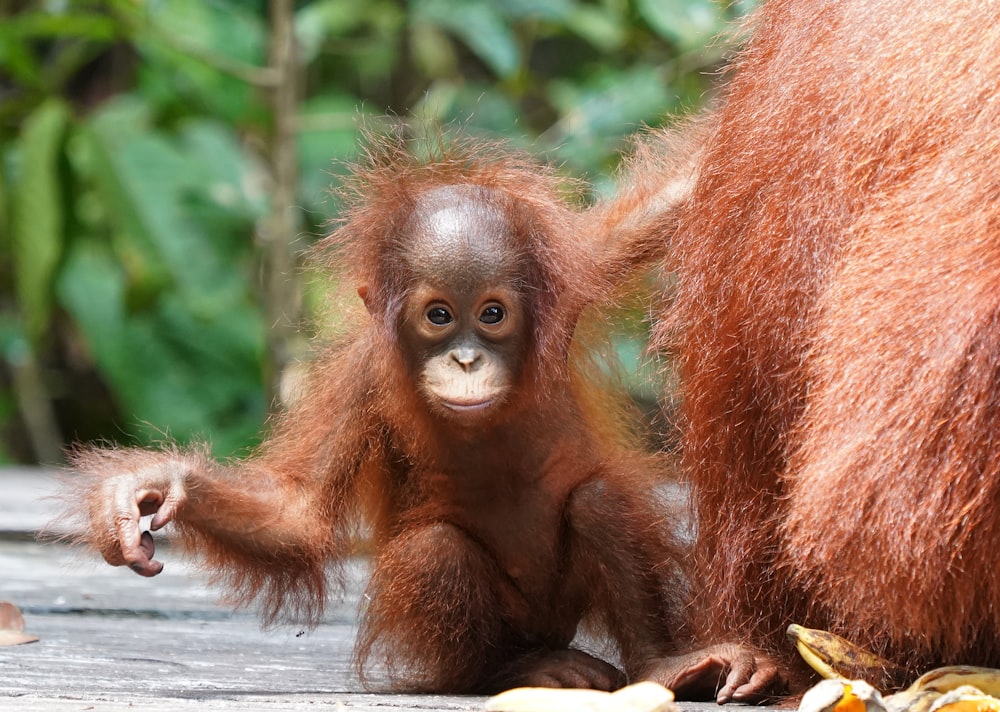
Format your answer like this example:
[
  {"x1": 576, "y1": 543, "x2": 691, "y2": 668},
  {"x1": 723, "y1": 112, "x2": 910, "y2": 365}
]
[
  {"x1": 62, "y1": 136, "x2": 688, "y2": 694},
  {"x1": 628, "y1": 0, "x2": 1000, "y2": 685}
]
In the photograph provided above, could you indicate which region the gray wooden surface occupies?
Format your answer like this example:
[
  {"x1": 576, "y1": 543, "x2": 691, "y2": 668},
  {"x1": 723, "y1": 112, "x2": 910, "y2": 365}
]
[{"x1": 0, "y1": 468, "x2": 725, "y2": 711}]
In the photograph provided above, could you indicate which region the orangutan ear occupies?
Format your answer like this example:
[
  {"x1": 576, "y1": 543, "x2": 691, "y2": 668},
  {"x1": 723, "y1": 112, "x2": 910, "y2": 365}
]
[{"x1": 357, "y1": 285, "x2": 371, "y2": 312}]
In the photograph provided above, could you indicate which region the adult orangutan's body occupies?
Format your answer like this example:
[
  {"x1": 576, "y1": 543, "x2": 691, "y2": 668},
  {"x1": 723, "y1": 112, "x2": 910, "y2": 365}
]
[{"x1": 607, "y1": 0, "x2": 1000, "y2": 701}]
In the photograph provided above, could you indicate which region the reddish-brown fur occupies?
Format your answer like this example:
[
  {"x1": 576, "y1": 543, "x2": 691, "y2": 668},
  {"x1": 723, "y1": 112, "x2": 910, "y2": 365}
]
[
  {"x1": 64, "y1": 137, "x2": 689, "y2": 694},
  {"x1": 610, "y1": 0, "x2": 1000, "y2": 698}
]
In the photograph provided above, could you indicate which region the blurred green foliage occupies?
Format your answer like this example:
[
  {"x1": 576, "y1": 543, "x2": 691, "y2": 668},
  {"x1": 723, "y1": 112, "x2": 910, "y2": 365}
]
[{"x1": 0, "y1": 0, "x2": 752, "y2": 463}]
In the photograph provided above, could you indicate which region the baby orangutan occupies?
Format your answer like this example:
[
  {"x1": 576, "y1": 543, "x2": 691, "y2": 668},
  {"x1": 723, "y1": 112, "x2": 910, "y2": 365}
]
[{"x1": 66, "y1": 139, "x2": 687, "y2": 694}]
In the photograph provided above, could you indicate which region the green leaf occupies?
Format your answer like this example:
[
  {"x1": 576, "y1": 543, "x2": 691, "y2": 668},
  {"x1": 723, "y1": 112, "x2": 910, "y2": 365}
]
[
  {"x1": 55, "y1": 241, "x2": 127, "y2": 369},
  {"x1": 297, "y1": 93, "x2": 371, "y2": 218},
  {"x1": 0, "y1": 11, "x2": 119, "y2": 41},
  {"x1": 58, "y1": 239, "x2": 266, "y2": 456},
  {"x1": 11, "y1": 99, "x2": 69, "y2": 345},
  {"x1": 81, "y1": 99, "x2": 254, "y2": 299},
  {"x1": 0, "y1": 33, "x2": 42, "y2": 87},
  {"x1": 637, "y1": 0, "x2": 726, "y2": 52},
  {"x1": 64, "y1": 98, "x2": 267, "y2": 455},
  {"x1": 412, "y1": 0, "x2": 521, "y2": 78},
  {"x1": 409, "y1": 22, "x2": 459, "y2": 78},
  {"x1": 547, "y1": 65, "x2": 676, "y2": 170},
  {"x1": 496, "y1": 0, "x2": 574, "y2": 22},
  {"x1": 178, "y1": 119, "x2": 269, "y2": 221},
  {"x1": 142, "y1": 0, "x2": 264, "y2": 66},
  {"x1": 565, "y1": 5, "x2": 628, "y2": 53},
  {"x1": 295, "y1": 0, "x2": 371, "y2": 63},
  {"x1": 0, "y1": 9, "x2": 121, "y2": 88},
  {"x1": 132, "y1": 0, "x2": 266, "y2": 122},
  {"x1": 411, "y1": 81, "x2": 522, "y2": 139}
]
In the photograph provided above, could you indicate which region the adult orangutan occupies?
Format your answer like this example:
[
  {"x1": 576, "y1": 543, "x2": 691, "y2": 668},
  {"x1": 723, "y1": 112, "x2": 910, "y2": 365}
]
[
  {"x1": 604, "y1": 0, "x2": 1000, "y2": 702},
  {"x1": 64, "y1": 137, "x2": 690, "y2": 694}
]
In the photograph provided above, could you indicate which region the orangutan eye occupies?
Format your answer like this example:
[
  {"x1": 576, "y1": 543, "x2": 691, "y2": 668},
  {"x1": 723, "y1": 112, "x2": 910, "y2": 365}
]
[
  {"x1": 480, "y1": 305, "x2": 505, "y2": 325},
  {"x1": 427, "y1": 307, "x2": 453, "y2": 325}
]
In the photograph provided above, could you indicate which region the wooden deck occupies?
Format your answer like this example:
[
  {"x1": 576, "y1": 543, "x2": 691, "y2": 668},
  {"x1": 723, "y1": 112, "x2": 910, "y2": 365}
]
[{"x1": 0, "y1": 468, "x2": 722, "y2": 711}]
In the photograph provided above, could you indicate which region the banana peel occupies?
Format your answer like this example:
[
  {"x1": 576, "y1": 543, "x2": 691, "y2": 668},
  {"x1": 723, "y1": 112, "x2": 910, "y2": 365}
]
[
  {"x1": 790, "y1": 624, "x2": 1000, "y2": 712},
  {"x1": 485, "y1": 681, "x2": 678, "y2": 712},
  {"x1": 910, "y1": 668, "x2": 1000, "y2": 699},
  {"x1": 788, "y1": 623, "x2": 907, "y2": 686},
  {"x1": 799, "y1": 679, "x2": 887, "y2": 712},
  {"x1": 928, "y1": 686, "x2": 1000, "y2": 712}
]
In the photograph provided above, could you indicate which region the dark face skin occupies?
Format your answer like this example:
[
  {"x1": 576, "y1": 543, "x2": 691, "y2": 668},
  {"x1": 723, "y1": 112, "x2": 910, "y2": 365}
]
[{"x1": 394, "y1": 186, "x2": 531, "y2": 424}]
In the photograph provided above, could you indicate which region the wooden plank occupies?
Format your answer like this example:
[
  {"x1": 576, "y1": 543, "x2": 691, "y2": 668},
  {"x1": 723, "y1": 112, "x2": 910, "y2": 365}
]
[
  {"x1": 0, "y1": 468, "x2": 724, "y2": 712},
  {"x1": 0, "y1": 466, "x2": 62, "y2": 536},
  {"x1": 0, "y1": 537, "x2": 487, "y2": 711},
  {"x1": 0, "y1": 468, "x2": 479, "y2": 710}
]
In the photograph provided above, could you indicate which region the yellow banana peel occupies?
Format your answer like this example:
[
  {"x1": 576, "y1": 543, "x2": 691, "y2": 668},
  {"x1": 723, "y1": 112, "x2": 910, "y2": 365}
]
[
  {"x1": 788, "y1": 623, "x2": 903, "y2": 684},
  {"x1": 485, "y1": 681, "x2": 678, "y2": 712},
  {"x1": 790, "y1": 624, "x2": 1000, "y2": 712}
]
